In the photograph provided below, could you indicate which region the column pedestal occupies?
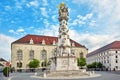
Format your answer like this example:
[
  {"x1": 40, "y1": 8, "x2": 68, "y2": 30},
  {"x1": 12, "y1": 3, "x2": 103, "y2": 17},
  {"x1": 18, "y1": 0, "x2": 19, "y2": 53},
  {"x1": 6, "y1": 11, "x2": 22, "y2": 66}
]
[{"x1": 50, "y1": 56, "x2": 79, "y2": 71}]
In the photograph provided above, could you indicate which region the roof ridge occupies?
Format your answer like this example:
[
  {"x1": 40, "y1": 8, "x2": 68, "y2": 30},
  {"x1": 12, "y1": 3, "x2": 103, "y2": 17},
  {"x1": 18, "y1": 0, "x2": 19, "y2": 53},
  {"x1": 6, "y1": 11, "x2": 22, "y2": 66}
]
[
  {"x1": 27, "y1": 34, "x2": 57, "y2": 38},
  {"x1": 11, "y1": 34, "x2": 86, "y2": 48},
  {"x1": 87, "y1": 40, "x2": 120, "y2": 57}
]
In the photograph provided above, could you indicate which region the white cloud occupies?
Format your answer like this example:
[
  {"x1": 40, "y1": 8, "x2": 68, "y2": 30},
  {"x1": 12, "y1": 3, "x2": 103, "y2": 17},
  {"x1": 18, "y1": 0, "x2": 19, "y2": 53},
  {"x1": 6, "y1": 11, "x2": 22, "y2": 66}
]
[
  {"x1": 4, "y1": 5, "x2": 11, "y2": 11},
  {"x1": 34, "y1": 24, "x2": 59, "y2": 36},
  {"x1": 42, "y1": 0, "x2": 48, "y2": 6},
  {"x1": 11, "y1": 20, "x2": 15, "y2": 23},
  {"x1": 69, "y1": 29, "x2": 120, "y2": 52},
  {"x1": 43, "y1": 19, "x2": 50, "y2": 28},
  {"x1": 71, "y1": 0, "x2": 120, "y2": 52},
  {"x1": 9, "y1": 28, "x2": 25, "y2": 34},
  {"x1": 9, "y1": 29, "x2": 15, "y2": 33},
  {"x1": 26, "y1": 0, "x2": 39, "y2": 7},
  {"x1": 72, "y1": 0, "x2": 120, "y2": 33},
  {"x1": 29, "y1": 26, "x2": 34, "y2": 29},
  {"x1": 52, "y1": 15, "x2": 57, "y2": 22},
  {"x1": 89, "y1": 20, "x2": 96, "y2": 27},
  {"x1": 69, "y1": 13, "x2": 93, "y2": 27},
  {"x1": 77, "y1": 13, "x2": 93, "y2": 21},
  {"x1": 9, "y1": 29, "x2": 17, "y2": 34},
  {"x1": 40, "y1": 7, "x2": 48, "y2": 17},
  {"x1": 14, "y1": 0, "x2": 23, "y2": 9},
  {"x1": 16, "y1": 28, "x2": 24, "y2": 32},
  {"x1": 0, "y1": 34, "x2": 16, "y2": 60}
]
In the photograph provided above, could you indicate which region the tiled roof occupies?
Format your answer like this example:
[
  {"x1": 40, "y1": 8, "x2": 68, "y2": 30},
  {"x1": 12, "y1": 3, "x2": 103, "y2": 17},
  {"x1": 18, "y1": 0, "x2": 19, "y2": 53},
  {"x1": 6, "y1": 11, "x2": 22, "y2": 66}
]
[
  {"x1": 0, "y1": 58, "x2": 7, "y2": 62},
  {"x1": 0, "y1": 63, "x2": 4, "y2": 66},
  {"x1": 87, "y1": 41, "x2": 120, "y2": 57},
  {"x1": 12, "y1": 34, "x2": 86, "y2": 48}
]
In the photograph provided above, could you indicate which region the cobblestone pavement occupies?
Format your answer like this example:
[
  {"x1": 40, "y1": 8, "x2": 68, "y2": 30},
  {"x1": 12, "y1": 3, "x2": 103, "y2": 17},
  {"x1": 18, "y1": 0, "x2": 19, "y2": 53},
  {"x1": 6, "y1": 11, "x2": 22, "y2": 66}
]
[
  {"x1": 6, "y1": 71, "x2": 120, "y2": 80},
  {"x1": 0, "y1": 72, "x2": 8, "y2": 80}
]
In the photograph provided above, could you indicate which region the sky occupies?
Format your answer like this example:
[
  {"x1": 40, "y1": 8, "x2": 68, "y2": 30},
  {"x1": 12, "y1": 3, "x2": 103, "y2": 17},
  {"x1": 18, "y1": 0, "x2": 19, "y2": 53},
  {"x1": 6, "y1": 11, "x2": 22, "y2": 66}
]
[{"x1": 0, "y1": 0, "x2": 120, "y2": 61}]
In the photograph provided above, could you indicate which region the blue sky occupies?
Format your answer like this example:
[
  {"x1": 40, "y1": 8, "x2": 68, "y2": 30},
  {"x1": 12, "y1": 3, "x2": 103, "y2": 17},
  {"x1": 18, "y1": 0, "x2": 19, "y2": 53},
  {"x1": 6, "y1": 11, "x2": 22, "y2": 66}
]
[{"x1": 0, "y1": 0, "x2": 120, "y2": 60}]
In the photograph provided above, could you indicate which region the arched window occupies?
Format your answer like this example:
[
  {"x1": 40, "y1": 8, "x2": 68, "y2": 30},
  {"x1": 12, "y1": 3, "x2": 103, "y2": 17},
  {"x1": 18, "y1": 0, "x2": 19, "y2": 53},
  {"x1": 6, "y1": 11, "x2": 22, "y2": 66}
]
[
  {"x1": 17, "y1": 62, "x2": 22, "y2": 68},
  {"x1": 17, "y1": 50, "x2": 22, "y2": 60},
  {"x1": 29, "y1": 50, "x2": 34, "y2": 60},
  {"x1": 80, "y1": 52, "x2": 83, "y2": 58},
  {"x1": 41, "y1": 50, "x2": 47, "y2": 60}
]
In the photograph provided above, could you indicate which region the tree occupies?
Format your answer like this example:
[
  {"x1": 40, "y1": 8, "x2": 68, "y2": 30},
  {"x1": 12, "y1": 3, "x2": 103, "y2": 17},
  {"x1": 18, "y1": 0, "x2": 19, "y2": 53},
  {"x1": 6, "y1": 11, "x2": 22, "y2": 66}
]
[
  {"x1": 87, "y1": 62, "x2": 106, "y2": 71},
  {"x1": 87, "y1": 64, "x2": 93, "y2": 68},
  {"x1": 92, "y1": 62, "x2": 98, "y2": 68},
  {"x1": 97, "y1": 62, "x2": 103, "y2": 68},
  {"x1": 28, "y1": 59, "x2": 40, "y2": 68},
  {"x1": 77, "y1": 58, "x2": 86, "y2": 68},
  {"x1": 3, "y1": 67, "x2": 10, "y2": 77}
]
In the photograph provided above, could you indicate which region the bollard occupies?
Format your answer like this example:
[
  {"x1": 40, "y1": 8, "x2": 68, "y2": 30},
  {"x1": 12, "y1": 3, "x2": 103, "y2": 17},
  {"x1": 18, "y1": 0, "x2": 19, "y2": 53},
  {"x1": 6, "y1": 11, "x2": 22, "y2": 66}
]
[
  {"x1": 35, "y1": 72, "x2": 37, "y2": 76},
  {"x1": 44, "y1": 73, "x2": 46, "y2": 78}
]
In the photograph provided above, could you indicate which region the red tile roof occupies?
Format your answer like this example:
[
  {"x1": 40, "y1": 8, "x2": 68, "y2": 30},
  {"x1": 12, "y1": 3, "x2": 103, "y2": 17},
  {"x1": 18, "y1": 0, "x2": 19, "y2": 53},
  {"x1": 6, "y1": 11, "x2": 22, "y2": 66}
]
[
  {"x1": 87, "y1": 41, "x2": 120, "y2": 57},
  {"x1": 12, "y1": 34, "x2": 86, "y2": 48},
  {"x1": 0, "y1": 58, "x2": 7, "y2": 62}
]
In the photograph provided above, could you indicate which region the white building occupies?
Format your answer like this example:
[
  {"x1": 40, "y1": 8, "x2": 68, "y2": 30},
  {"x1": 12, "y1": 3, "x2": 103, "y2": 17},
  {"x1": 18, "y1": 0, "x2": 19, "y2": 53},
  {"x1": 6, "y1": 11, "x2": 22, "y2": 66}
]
[{"x1": 87, "y1": 41, "x2": 120, "y2": 71}]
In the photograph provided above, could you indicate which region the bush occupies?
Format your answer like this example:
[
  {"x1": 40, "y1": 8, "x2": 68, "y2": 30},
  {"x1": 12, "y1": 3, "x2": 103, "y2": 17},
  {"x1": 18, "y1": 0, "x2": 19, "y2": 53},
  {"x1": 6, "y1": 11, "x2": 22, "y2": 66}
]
[
  {"x1": 28, "y1": 59, "x2": 40, "y2": 68},
  {"x1": 77, "y1": 58, "x2": 86, "y2": 68},
  {"x1": 3, "y1": 67, "x2": 10, "y2": 77},
  {"x1": 87, "y1": 62, "x2": 105, "y2": 71}
]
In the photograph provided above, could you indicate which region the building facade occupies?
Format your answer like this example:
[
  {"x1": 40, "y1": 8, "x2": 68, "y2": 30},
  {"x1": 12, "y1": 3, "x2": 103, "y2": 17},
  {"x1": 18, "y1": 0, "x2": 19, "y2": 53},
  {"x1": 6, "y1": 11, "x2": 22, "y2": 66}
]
[
  {"x1": 0, "y1": 58, "x2": 7, "y2": 70},
  {"x1": 0, "y1": 58, "x2": 7, "y2": 67},
  {"x1": 87, "y1": 41, "x2": 120, "y2": 71},
  {"x1": 11, "y1": 34, "x2": 87, "y2": 70}
]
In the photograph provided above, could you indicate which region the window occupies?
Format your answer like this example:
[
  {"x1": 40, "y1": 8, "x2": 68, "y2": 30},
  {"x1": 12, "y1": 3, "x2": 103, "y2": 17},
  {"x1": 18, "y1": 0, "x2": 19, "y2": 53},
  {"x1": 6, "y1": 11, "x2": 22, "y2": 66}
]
[
  {"x1": 80, "y1": 52, "x2": 83, "y2": 58},
  {"x1": 17, "y1": 62, "x2": 22, "y2": 68},
  {"x1": 17, "y1": 50, "x2": 22, "y2": 60},
  {"x1": 116, "y1": 60, "x2": 118, "y2": 63},
  {"x1": 104, "y1": 60, "x2": 106, "y2": 63},
  {"x1": 41, "y1": 50, "x2": 47, "y2": 60},
  {"x1": 115, "y1": 66, "x2": 118, "y2": 69},
  {"x1": 115, "y1": 55, "x2": 118, "y2": 58},
  {"x1": 29, "y1": 50, "x2": 34, "y2": 60}
]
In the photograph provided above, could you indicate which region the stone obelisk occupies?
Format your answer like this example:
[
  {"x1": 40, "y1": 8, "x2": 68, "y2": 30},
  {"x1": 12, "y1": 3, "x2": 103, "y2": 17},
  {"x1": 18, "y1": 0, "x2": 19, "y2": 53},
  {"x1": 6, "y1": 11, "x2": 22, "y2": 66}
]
[{"x1": 50, "y1": 2, "x2": 79, "y2": 71}]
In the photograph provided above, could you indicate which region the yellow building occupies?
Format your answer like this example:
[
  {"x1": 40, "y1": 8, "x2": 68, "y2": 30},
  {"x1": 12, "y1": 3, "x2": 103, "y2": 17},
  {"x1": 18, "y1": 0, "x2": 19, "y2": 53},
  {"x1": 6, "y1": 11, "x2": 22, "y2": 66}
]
[{"x1": 11, "y1": 34, "x2": 87, "y2": 70}]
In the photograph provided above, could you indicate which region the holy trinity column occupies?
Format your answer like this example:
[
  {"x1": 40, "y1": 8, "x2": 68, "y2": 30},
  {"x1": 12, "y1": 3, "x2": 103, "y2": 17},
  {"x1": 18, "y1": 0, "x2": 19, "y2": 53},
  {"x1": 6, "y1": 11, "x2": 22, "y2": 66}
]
[
  {"x1": 57, "y1": 2, "x2": 73, "y2": 56},
  {"x1": 50, "y1": 3, "x2": 78, "y2": 71}
]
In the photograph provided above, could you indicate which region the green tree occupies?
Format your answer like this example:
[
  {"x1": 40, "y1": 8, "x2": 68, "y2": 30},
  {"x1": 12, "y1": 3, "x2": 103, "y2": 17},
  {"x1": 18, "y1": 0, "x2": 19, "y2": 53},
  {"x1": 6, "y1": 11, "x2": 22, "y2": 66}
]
[
  {"x1": 87, "y1": 62, "x2": 105, "y2": 71},
  {"x1": 92, "y1": 62, "x2": 98, "y2": 68},
  {"x1": 87, "y1": 64, "x2": 93, "y2": 68},
  {"x1": 97, "y1": 62, "x2": 103, "y2": 68},
  {"x1": 77, "y1": 58, "x2": 86, "y2": 68},
  {"x1": 3, "y1": 67, "x2": 10, "y2": 77},
  {"x1": 28, "y1": 59, "x2": 40, "y2": 68}
]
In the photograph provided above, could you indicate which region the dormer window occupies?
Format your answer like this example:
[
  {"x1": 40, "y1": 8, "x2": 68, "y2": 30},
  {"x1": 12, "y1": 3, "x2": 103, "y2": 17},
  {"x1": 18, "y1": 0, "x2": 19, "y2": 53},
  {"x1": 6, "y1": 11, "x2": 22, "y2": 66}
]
[
  {"x1": 72, "y1": 42, "x2": 75, "y2": 46},
  {"x1": 29, "y1": 38, "x2": 34, "y2": 44},
  {"x1": 42, "y1": 39, "x2": 45, "y2": 45},
  {"x1": 53, "y1": 40, "x2": 56, "y2": 45}
]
